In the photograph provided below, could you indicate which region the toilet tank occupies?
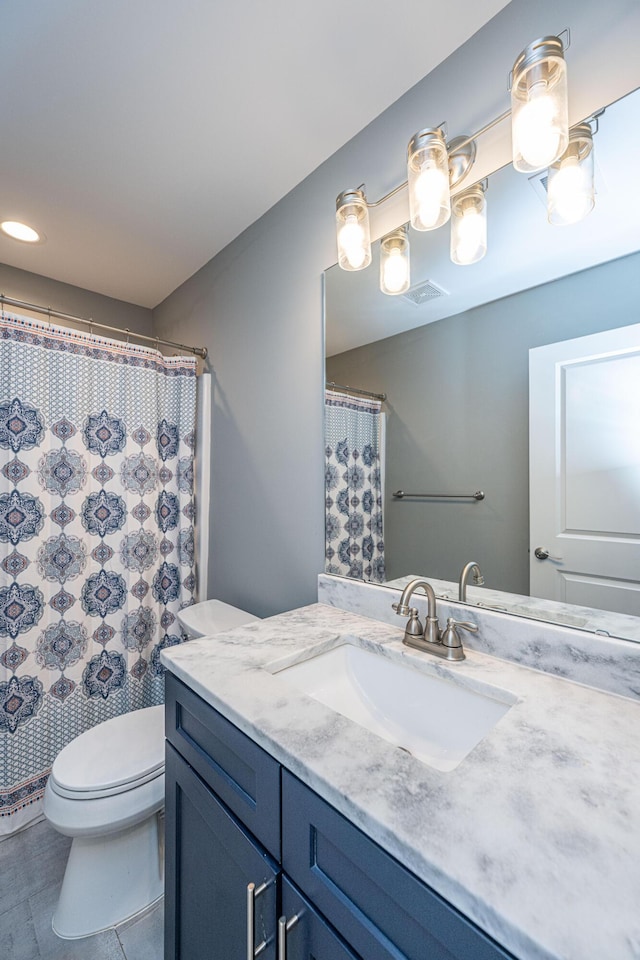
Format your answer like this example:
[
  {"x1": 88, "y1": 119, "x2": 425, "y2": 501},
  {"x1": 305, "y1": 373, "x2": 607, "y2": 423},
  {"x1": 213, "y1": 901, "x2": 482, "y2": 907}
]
[{"x1": 177, "y1": 599, "x2": 261, "y2": 638}]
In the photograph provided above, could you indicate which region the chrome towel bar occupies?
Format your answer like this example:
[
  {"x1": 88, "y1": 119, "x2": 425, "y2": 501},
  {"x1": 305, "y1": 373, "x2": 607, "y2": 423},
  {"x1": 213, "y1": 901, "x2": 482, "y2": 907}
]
[{"x1": 392, "y1": 490, "x2": 485, "y2": 501}]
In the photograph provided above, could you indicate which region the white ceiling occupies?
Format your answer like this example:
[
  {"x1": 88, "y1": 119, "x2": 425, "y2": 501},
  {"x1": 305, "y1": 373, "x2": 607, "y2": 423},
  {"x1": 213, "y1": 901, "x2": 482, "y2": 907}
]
[
  {"x1": 0, "y1": 0, "x2": 509, "y2": 308},
  {"x1": 326, "y1": 86, "x2": 640, "y2": 357}
]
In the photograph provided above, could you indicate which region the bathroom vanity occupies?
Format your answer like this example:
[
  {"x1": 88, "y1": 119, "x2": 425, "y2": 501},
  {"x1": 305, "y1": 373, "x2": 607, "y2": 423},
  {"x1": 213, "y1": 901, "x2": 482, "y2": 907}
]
[{"x1": 162, "y1": 593, "x2": 640, "y2": 960}]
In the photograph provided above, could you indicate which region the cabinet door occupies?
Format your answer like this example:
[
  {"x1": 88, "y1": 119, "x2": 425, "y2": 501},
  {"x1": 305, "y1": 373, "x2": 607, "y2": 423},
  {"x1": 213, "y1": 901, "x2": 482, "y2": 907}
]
[
  {"x1": 280, "y1": 878, "x2": 361, "y2": 960},
  {"x1": 165, "y1": 742, "x2": 279, "y2": 960}
]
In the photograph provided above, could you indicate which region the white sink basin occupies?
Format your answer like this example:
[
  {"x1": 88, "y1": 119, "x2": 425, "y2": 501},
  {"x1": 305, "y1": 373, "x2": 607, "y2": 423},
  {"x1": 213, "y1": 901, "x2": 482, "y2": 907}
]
[{"x1": 274, "y1": 643, "x2": 515, "y2": 772}]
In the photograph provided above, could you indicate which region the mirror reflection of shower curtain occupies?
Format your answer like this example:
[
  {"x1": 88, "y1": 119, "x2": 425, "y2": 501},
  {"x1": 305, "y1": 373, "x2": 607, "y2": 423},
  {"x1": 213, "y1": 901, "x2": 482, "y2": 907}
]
[{"x1": 324, "y1": 391, "x2": 385, "y2": 582}]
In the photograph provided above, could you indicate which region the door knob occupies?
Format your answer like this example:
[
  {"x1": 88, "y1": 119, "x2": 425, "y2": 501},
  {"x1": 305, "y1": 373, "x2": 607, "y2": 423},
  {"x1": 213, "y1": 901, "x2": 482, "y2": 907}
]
[{"x1": 534, "y1": 547, "x2": 562, "y2": 561}]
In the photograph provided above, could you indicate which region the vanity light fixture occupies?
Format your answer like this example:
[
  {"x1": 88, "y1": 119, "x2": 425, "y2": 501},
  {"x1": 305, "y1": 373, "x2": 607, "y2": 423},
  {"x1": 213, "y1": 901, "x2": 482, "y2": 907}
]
[
  {"x1": 511, "y1": 35, "x2": 569, "y2": 173},
  {"x1": 547, "y1": 121, "x2": 595, "y2": 226},
  {"x1": 335, "y1": 31, "x2": 572, "y2": 274},
  {"x1": 0, "y1": 220, "x2": 44, "y2": 243},
  {"x1": 407, "y1": 128, "x2": 451, "y2": 231},
  {"x1": 450, "y1": 181, "x2": 488, "y2": 266},
  {"x1": 335, "y1": 188, "x2": 372, "y2": 271},
  {"x1": 380, "y1": 225, "x2": 410, "y2": 295}
]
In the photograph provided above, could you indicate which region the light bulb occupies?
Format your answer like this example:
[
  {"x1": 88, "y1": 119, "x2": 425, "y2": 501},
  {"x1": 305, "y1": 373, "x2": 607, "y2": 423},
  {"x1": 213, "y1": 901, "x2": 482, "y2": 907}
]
[
  {"x1": 414, "y1": 167, "x2": 449, "y2": 230},
  {"x1": 1, "y1": 220, "x2": 42, "y2": 243},
  {"x1": 339, "y1": 216, "x2": 366, "y2": 269},
  {"x1": 382, "y1": 248, "x2": 409, "y2": 294},
  {"x1": 548, "y1": 157, "x2": 592, "y2": 224},
  {"x1": 451, "y1": 184, "x2": 487, "y2": 266},
  {"x1": 454, "y1": 210, "x2": 484, "y2": 264},
  {"x1": 514, "y1": 82, "x2": 563, "y2": 169},
  {"x1": 511, "y1": 38, "x2": 568, "y2": 173},
  {"x1": 407, "y1": 129, "x2": 451, "y2": 231}
]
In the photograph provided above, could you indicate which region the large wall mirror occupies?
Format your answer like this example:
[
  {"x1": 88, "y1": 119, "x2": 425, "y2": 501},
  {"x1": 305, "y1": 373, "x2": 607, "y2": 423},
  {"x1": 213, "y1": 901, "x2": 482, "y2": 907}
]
[{"x1": 324, "y1": 85, "x2": 640, "y2": 643}]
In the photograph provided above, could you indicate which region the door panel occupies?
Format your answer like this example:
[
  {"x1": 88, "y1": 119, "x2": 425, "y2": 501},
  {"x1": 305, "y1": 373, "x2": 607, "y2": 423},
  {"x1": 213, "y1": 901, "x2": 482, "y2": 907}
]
[
  {"x1": 281, "y1": 878, "x2": 361, "y2": 960},
  {"x1": 165, "y1": 743, "x2": 279, "y2": 960},
  {"x1": 529, "y1": 323, "x2": 640, "y2": 613}
]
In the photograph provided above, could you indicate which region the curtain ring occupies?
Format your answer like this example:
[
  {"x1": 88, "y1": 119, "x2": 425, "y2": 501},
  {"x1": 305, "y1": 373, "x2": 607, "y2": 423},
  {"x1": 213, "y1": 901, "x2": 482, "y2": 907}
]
[
  {"x1": 125, "y1": 327, "x2": 130, "y2": 345},
  {"x1": 89, "y1": 318, "x2": 93, "y2": 337}
]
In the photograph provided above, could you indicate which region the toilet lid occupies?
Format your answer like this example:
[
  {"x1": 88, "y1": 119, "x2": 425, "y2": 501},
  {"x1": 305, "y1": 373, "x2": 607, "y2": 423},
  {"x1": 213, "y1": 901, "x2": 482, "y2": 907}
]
[{"x1": 51, "y1": 705, "x2": 164, "y2": 799}]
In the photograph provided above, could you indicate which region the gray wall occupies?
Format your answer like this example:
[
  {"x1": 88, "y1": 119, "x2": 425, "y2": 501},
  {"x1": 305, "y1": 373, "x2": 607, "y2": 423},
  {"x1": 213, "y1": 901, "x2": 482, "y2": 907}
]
[
  {"x1": 327, "y1": 252, "x2": 640, "y2": 594},
  {"x1": 0, "y1": 262, "x2": 153, "y2": 337},
  {"x1": 152, "y1": 0, "x2": 640, "y2": 617}
]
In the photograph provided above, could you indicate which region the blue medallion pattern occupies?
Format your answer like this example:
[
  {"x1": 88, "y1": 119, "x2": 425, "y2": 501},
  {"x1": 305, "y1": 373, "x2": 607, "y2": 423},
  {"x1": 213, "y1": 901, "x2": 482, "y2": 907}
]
[
  {"x1": 82, "y1": 650, "x2": 126, "y2": 700},
  {"x1": 82, "y1": 410, "x2": 127, "y2": 457},
  {"x1": 37, "y1": 534, "x2": 87, "y2": 583},
  {"x1": 0, "y1": 398, "x2": 45, "y2": 453},
  {"x1": 155, "y1": 490, "x2": 180, "y2": 532},
  {"x1": 177, "y1": 457, "x2": 194, "y2": 494},
  {"x1": 119, "y1": 530, "x2": 158, "y2": 573},
  {"x1": 178, "y1": 527, "x2": 195, "y2": 567},
  {"x1": 81, "y1": 490, "x2": 126, "y2": 537},
  {"x1": 0, "y1": 311, "x2": 197, "y2": 830},
  {"x1": 122, "y1": 608, "x2": 157, "y2": 651},
  {"x1": 37, "y1": 448, "x2": 87, "y2": 497},
  {"x1": 156, "y1": 419, "x2": 179, "y2": 461},
  {"x1": 149, "y1": 634, "x2": 182, "y2": 676},
  {"x1": 81, "y1": 570, "x2": 127, "y2": 618},
  {"x1": 152, "y1": 563, "x2": 181, "y2": 604},
  {"x1": 0, "y1": 676, "x2": 44, "y2": 734},
  {"x1": 36, "y1": 621, "x2": 88, "y2": 671},
  {"x1": 0, "y1": 583, "x2": 44, "y2": 639},
  {"x1": 0, "y1": 490, "x2": 45, "y2": 545},
  {"x1": 325, "y1": 392, "x2": 385, "y2": 583},
  {"x1": 120, "y1": 452, "x2": 159, "y2": 495}
]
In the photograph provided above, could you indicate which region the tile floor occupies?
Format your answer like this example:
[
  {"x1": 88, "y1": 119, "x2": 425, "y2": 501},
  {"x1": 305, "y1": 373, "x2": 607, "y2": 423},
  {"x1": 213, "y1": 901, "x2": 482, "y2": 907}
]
[{"x1": 0, "y1": 819, "x2": 163, "y2": 959}]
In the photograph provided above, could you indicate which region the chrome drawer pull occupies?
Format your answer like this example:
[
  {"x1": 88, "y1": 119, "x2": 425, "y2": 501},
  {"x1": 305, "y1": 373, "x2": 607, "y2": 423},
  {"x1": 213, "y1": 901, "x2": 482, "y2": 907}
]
[
  {"x1": 277, "y1": 914, "x2": 300, "y2": 960},
  {"x1": 246, "y1": 881, "x2": 269, "y2": 959}
]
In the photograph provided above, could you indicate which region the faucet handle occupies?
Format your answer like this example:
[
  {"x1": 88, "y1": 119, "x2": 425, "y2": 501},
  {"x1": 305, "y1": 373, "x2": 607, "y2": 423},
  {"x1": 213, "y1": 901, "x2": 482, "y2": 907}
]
[
  {"x1": 392, "y1": 604, "x2": 424, "y2": 641},
  {"x1": 441, "y1": 617, "x2": 477, "y2": 655},
  {"x1": 447, "y1": 618, "x2": 478, "y2": 634}
]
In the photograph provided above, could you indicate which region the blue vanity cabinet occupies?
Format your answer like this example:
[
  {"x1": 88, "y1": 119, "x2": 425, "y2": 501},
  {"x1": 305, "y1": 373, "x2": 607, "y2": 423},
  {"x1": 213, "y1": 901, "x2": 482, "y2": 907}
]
[
  {"x1": 280, "y1": 877, "x2": 361, "y2": 960},
  {"x1": 165, "y1": 674, "x2": 516, "y2": 960},
  {"x1": 165, "y1": 742, "x2": 279, "y2": 960},
  {"x1": 281, "y1": 771, "x2": 515, "y2": 960}
]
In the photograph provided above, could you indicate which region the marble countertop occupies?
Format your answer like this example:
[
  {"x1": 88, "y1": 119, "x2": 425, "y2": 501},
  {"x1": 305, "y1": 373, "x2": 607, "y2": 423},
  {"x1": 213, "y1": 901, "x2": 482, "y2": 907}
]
[{"x1": 162, "y1": 602, "x2": 640, "y2": 960}]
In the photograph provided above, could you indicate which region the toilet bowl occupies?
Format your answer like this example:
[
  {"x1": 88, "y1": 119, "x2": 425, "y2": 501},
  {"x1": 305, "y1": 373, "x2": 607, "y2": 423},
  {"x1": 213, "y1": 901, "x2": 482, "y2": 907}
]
[{"x1": 44, "y1": 600, "x2": 260, "y2": 939}]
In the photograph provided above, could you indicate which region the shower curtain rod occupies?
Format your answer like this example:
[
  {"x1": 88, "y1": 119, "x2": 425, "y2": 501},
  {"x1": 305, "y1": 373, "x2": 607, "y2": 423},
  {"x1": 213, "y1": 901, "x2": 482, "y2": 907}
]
[
  {"x1": 326, "y1": 380, "x2": 387, "y2": 402},
  {"x1": 0, "y1": 293, "x2": 208, "y2": 359}
]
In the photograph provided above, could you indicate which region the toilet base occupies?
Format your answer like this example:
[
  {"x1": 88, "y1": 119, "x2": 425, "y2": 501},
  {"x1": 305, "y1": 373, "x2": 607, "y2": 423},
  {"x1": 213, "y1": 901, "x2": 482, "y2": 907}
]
[{"x1": 52, "y1": 812, "x2": 164, "y2": 939}]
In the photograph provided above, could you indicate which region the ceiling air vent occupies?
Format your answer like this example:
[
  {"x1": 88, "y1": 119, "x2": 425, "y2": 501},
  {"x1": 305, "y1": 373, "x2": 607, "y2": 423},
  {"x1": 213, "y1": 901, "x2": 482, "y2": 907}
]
[{"x1": 401, "y1": 279, "x2": 449, "y2": 306}]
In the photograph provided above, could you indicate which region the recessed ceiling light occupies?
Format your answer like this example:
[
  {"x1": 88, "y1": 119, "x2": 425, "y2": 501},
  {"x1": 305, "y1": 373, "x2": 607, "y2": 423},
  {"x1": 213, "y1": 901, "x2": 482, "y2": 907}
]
[{"x1": 1, "y1": 220, "x2": 45, "y2": 243}]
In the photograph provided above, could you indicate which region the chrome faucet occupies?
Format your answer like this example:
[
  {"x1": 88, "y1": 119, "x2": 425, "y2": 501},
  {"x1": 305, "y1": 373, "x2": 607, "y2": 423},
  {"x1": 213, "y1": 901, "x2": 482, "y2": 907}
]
[
  {"x1": 392, "y1": 578, "x2": 476, "y2": 661},
  {"x1": 458, "y1": 561, "x2": 484, "y2": 602}
]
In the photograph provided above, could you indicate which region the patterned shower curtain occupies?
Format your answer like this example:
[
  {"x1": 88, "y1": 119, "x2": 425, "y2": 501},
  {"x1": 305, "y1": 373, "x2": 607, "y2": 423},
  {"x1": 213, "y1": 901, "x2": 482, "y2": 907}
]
[
  {"x1": 324, "y1": 390, "x2": 385, "y2": 582},
  {"x1": 0, "y1": 312, "x2": 197, "y2": 834}
]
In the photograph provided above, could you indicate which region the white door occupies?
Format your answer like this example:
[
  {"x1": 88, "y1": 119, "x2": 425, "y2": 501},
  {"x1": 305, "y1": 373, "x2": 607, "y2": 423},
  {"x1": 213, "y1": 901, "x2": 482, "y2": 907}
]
[{"x1": 529, "y1": 323, "x2": 640, "y2": 616}]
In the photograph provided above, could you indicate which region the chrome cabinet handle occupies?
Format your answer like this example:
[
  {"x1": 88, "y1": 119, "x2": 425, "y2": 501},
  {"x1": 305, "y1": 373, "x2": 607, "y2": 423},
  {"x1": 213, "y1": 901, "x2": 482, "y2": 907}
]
[
  {"x1": 246, "y1": 881, "x2": 269, "y2": 960},
  {"x1": 277, "y1": 914, "x2": 300, "y2": 960},
  {"x1": 534, "y1": 547, "x2": 562, "y2": 561}
]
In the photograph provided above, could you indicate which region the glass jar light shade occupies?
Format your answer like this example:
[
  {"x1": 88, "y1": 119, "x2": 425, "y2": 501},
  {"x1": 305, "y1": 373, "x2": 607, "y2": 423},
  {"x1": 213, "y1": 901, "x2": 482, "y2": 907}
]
[
  {"x1": 450, "y1": 184, "x2": 487, "y2": 266},
  {"x1": 380, "y1": 227, "x2": 410, "y2": 295},
  {"x1": 336, "y1": 189, "x2": 372, "y2": 271},
  {"x1": 547, "y1": 124, "x2": 595, "y2": 226},
  {"x1": 511, "y1": 36, "x2": 569, "y2": 173},
  {"x1": 407, "y1": 129, "x2": 451, "y2": 231}
]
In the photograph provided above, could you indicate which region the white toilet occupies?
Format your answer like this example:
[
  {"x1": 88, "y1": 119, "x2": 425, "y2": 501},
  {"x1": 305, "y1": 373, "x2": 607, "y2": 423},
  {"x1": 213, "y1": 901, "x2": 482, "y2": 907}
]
[{"x1": 44, "y1": 599, "x2": 260, "y2": 939}]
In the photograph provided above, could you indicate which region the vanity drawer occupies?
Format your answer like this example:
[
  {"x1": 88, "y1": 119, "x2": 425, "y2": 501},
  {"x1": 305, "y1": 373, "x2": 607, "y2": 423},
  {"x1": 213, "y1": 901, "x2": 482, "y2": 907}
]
[
  {"x1": 165, "y1": 674, "x2": 281, "y2": 860},
  {"x1": 282, "y1": 772, "x2": 514, "y2": 960}
]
